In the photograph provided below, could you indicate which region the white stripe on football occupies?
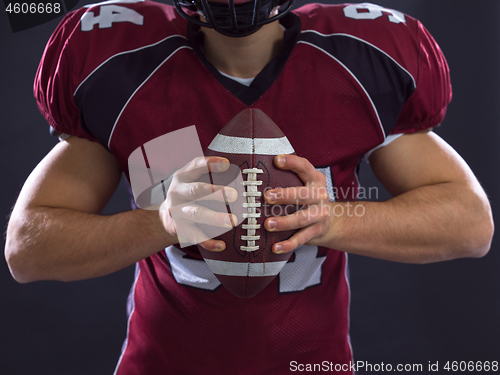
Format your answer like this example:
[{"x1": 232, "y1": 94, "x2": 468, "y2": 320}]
[{"x1": 208, "y1": 134, "x2": 295, "y2": 155}]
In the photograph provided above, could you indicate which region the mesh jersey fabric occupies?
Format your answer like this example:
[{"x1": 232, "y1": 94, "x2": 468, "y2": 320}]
[{"x1": 34, "y1": 1, "x2": 452, "y2": 374}]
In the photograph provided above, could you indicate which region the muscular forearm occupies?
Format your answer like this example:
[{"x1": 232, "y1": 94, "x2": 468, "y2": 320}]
[
  {"x1": 5, "y1": 207, "x2": 174, "y2": 283},
  {"x1": 321, "y1": 182, "x2": 493, "y2": 263}
]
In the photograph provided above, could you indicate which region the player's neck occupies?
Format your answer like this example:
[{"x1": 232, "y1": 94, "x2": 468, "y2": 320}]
[{"x1": 201, "y1": 22, "x2": 284, "y2": 79}]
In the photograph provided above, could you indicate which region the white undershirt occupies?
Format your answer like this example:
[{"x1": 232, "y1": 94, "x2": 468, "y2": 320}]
[{"x1": 218, "y1": 70, "x2": 255, "y2": 87}]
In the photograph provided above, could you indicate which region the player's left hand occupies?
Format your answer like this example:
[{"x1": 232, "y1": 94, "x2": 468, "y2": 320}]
[{"x1": 264, "y1": 154, "x2": 332, "y2": 254}]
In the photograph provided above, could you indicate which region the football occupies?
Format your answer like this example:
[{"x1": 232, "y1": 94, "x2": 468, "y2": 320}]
[{"x1": 197, "y1": 108, "x2": 303, "y2": 298}]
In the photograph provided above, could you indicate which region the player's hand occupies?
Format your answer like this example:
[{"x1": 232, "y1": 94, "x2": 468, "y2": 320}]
[
  {"x1": 159, "y1": 156, "x2": 238, "y2": 252},
  {"x1": 264, "y1": 155, "x2": 331, "y2": 254}
]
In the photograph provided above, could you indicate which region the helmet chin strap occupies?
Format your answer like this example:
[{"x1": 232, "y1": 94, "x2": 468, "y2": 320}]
[{"x1": 174, "y1": 0, "x2": 294, "y2": 38}]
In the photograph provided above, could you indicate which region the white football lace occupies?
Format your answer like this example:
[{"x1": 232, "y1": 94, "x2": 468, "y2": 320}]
[{"x1": 241, "y1": 168, "x2": 264, "y2": 252}]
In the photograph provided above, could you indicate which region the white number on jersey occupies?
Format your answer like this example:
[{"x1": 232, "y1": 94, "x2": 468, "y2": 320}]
[
  {"x1": 165, "y1": 244, "x2": 326, "y2": 293},
  {"x1": 343, "y1": 3, "x2": 406, "y2": 24},
  {"x1": 278, "y1": 245, "x2": 326, "y2": 293},
  {"x1": 81, "y1": 4, "x2": 144, "y2": 31},
  {"x1": 166, "y1": 246, "x2": 221, "y2": 291}
]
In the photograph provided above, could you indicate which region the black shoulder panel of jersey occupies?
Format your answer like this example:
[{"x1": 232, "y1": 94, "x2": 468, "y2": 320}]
[
  {"x1": 298, "y1": 31, "x2": 416, "y2": 136},
  {"x1": 74, "y1": 35, "x2": 191, "y2": 149}
]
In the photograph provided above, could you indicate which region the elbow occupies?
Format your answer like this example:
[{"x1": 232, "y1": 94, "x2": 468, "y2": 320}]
[
  {"x1": 429, "y1": 192, "x2": 494, "y2": 264},
  {"x1": 459, "y1": 198, "x2": 494, "y2": 260},
  {"x1": 5, "y1": 251, "x2": 35, "y2": 284},
  {"x1": 5, "y1": 247, "x2": 37, "y2": 284},
  {"x1": 468, "y1": 213, "x2": 494, "y2": 259},
  {"x1": 5, "y1": 233, "x2": 42, "y2": 284},
  {"x1": 5, "y1": 209, "x2": 52, "y2": 283}
]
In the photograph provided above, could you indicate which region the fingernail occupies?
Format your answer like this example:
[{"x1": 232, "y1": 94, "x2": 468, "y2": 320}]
[
  {"x1": 276, "y1": 156, "x2": 286, "y2": 167},
  {"x1": 266, "y1": 191, "x2": 277, "y2": 203},
  {"x1": 274, "y1": 243, "x2": 283, "y2": 253},
  {"x1": 216, "y1": 161, "x2": 229, "y2": 171},
  {"x1": 268, "y1": 219, "x2": 277, "y2": 230},
  {"x1": 225, "y1": 188, "x2": 237, "y2": 201},
  {"x1": 215, "y1": 242, "x2": 225, "y2": 251},
  {"x1": 225, "y1": 215, "x2": 235, "y2": 227}
]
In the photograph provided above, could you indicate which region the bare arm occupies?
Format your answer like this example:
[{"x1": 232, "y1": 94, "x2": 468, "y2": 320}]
[
  {"x1": 264, "y1": 130, "x2": 494, "y2": 263},
  {"x1": 327, "y1": 130, "x2": 493, "y2": 262},
  {"x1": 5, "y1": 137, "x2": 175, "y2": 283}
]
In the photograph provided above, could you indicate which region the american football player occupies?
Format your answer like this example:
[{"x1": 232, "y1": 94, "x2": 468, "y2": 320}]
[{"x1": 5, "y1": 0, "x2": 493, "y2": 373}]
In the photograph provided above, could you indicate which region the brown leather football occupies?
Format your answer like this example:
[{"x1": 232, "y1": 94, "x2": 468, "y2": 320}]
[{"x1": 197, "y1": 108, "x2": 303, "y2": 298}]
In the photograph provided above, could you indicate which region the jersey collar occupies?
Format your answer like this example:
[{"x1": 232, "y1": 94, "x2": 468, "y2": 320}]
[{"x1": 187, "y1": 12, "x2": 302, "y2": 106}]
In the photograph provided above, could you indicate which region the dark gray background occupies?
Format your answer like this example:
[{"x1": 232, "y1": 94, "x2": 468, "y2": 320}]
[{"x1": 1, "y1": 1, "x2": 499, "y2": 374}]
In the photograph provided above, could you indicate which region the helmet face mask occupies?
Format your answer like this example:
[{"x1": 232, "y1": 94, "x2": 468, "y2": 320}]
[{"x1": 173, "y1": 0, "x2": 294, "y2": 37}]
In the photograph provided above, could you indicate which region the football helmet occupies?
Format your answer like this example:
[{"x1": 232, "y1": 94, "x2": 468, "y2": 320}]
[{"x1": 173, "y1": 0, "x2": 294, "y2": 37}]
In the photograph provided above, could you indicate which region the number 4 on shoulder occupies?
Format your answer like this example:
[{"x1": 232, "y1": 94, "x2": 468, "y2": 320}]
[
  {"x1": 344, "y1": 3, "x2": 406, "y2": 24},
  {"x1": 81, "y1": 3, "x2": 144, "y2": 31}
]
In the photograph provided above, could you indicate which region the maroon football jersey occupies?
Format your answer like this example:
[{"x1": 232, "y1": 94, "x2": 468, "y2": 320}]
[{"x1": 34, "y1": 1, "x2": 451, "y2": 374}]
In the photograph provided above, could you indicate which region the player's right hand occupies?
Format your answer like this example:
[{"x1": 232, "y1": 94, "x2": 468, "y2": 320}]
[{"x1": 158, "y1": 156, "x2": 238, "y2": 252}]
